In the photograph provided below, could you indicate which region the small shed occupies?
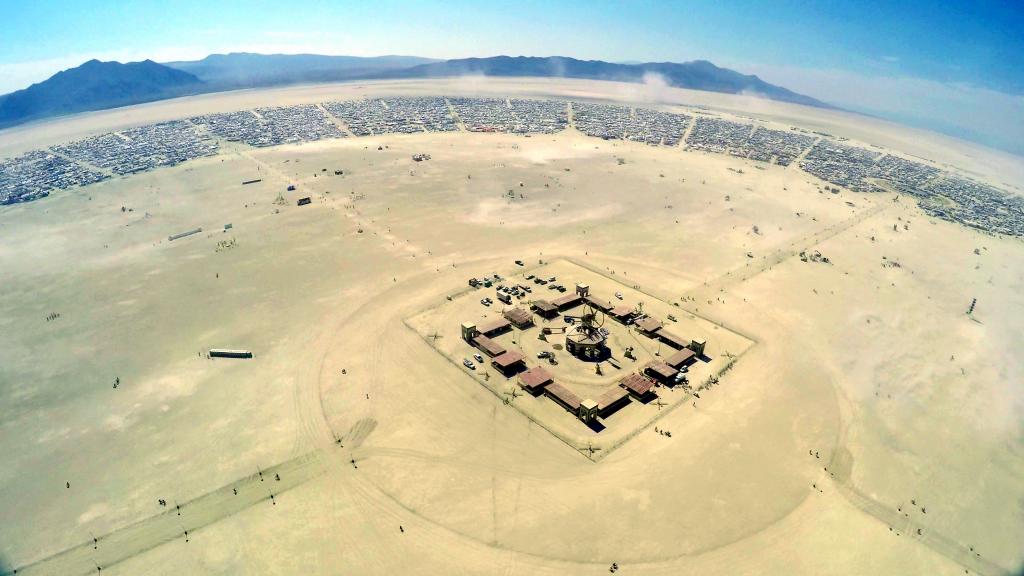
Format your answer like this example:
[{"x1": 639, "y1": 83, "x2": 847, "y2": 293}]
[
  {"x1": 209, "y1": 349, "x2": 253, "y2": 359},
  {"x1": 461, "y1": 321, "x2": 478, "y2": 342},
  {"x1": 168, "y1": 227, "x2": 202, "y2": 241},
  {"x1": 579, "y1": 398, "x2": 599, "y2": 423},
  {"x1": 689, "y1": 339, "x2": 707, "y2": 357}
]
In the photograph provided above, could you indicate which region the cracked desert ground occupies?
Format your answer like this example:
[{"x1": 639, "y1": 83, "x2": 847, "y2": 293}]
[{"x1": 0, "y1": 78, "x2": 1021, "y2": 576}]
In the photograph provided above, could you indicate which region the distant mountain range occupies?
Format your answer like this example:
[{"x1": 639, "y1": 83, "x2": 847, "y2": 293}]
[
  {"x1": 165, "y1": 53, "x2": 440, "y2": 88},
  {"x1": 0, "y1": 59, "x2": 203, "y2": 128},
  {"x1": 380, "y1": 56, "x2": 830, "y2": 109},
  {"x1": 0, "y1": 53, "x2": 831, "y2": 129}
]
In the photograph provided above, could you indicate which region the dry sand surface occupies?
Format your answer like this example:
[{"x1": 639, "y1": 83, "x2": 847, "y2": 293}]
[{"x1": 0, "y1": 79, "x2": 1021, "y2": 576}]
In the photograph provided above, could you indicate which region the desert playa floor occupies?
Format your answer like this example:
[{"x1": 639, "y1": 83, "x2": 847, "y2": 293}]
[{"x1": 0, "y1": 79, "x2": 1021, "y2": 575}]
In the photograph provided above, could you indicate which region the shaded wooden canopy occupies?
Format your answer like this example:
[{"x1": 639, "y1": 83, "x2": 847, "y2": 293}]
[
  {"x1": 634, "y1": 316, "x2": 663, "y2": 333},
  {"x1": 596, "y1": 386, "x2": 629, "y2": 411},
  {"x1": 518, "y1": 366, "x2": 554, "y2": 391},
  {"x1": 477, "y1": 317, "x2": 512, "y2": 335},
  {"x1": 620, "y1": 372, "x2": 655, "y2": 397},
  {"x1": 472, "y1": 334, "x2": 506, "y2": 357},
  {"x1": 551, "y1": 293, "x2": 582, "y2": 309},
  {"x1": 502, "y1": 307, "x2": 534, "y2": 327},
  {"x1": 545, "y1": 382, "x2": 582, "y2": 411},
  {"x1": 666, "y1": 348, "x2": 696, "y2": 368},
  {"x1": 657, "y1": 329, "x2": 689, "y2": 350},
  {"x1": 531, "y1": 300, "x2": 558, "y2": 314},
  {"x1": 492, "y1": 350, "x2": 525, "y2": 368},
  {"x1": 644, "y1": 360, "x2": 678, "y2": 380},
  {"x1": 610, "y1": 304, "x2": 634, "y2": 318}
]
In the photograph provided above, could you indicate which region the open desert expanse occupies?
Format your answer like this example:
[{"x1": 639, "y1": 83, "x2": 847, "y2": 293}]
[{"x1": 0, "y1": 78, "x2": 1021, "y2": 576}]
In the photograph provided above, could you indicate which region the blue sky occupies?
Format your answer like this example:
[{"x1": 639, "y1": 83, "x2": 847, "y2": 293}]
[{"x1": 1, "y1": 0, "x2": 1022, "y2": 154}]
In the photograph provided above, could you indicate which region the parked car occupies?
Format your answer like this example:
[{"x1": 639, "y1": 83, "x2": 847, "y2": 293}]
[
  {"x1": 474, "y1": 353, "x2": 484, "y2": 363},
  {"x1": 615, "y1": 292, "x2": 623, "y2": 300},
  {"x1": 463, "y1": 359, "x2": 476, "y2": 369},
  {"x1": 537, "y1": 351, "x2": 551, "y2": 359}
]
